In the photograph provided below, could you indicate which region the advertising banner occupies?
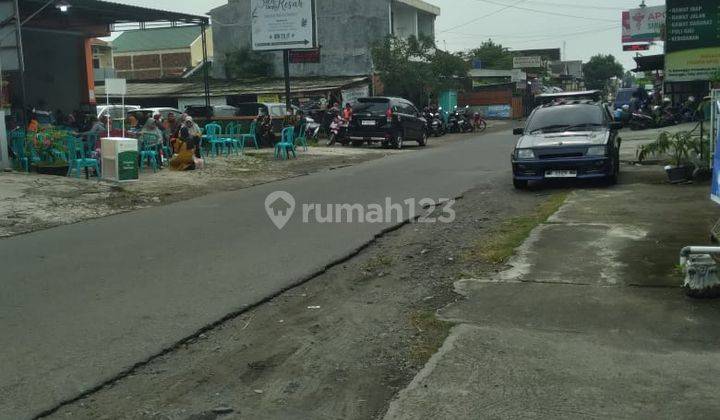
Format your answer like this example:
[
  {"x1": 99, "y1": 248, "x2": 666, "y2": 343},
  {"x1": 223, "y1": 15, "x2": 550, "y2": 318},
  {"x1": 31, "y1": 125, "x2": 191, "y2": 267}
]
[
  {"x1": 712, "y1": 124, "x2": 720, "y2": 205},
  {"x1": 251, "y1": 0, "x2": 315, "y2": 51},
  {"x1": 622, "y1": 5, "x2": 666, "y2": 43},
  {"x1": 666, "y1": 0, "x2": 720, "y2": 82},
  {"x1": 513, "y1": 56, "x2": 543, "y2": 69}
]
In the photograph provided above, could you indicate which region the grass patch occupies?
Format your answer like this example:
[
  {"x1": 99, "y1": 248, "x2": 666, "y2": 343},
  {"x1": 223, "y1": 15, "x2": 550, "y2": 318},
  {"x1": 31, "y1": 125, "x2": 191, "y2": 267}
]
[
  {"x1": 409, "y1": 310, "x2": 453, "y2": 364},
  {"x1": 465, "y1": 192, "x2": 569, "y2": 264},
  {"x1": 362, "y1": 255, "x2": 394, "y2": 271}
]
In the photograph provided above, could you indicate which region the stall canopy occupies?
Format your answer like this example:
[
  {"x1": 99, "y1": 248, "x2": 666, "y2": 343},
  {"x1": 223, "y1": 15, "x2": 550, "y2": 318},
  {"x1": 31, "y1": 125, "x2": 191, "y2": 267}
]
[
  {"x1": 2, "y1": 0, "x2": 211, "y2": 117},
  {"x1": 18, "y1": 0, "x2": 207, "y2": 34}
]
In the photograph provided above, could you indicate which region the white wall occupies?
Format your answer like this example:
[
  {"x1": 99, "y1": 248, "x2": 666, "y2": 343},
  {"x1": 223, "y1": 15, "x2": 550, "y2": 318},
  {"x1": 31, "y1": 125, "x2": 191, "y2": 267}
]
[{"x1": 392, "y1": 2, "x2": 417, "y2": 39}]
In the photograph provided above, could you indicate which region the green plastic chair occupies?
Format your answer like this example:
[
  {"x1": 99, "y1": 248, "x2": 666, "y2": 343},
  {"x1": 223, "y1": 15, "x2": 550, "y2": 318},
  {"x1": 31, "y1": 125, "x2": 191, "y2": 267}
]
[
  {"x1": 294, "y1": 122, "x2": 309, "y2": 151},
  {"x1": 66, "y1": 136, "x2": 101, "y2": 178},
  {"x1": 222, "y1": 122, "x2": 241, "y2": 155},
  {"x1": 240, "y1": 121, "x2": 260, "y2": 151},
  {"x1": 275, "y1": 127, "x2": 296, "y2": 160},
  {"x1": 9, "y1": 130, "x2": 30, "y2": 172},
  {"x1": 139, "y1": 132, "x2": 160, "y2": 173},
  {"x1": 204, "y1": 123, "x2": 226, "y2": 158}
]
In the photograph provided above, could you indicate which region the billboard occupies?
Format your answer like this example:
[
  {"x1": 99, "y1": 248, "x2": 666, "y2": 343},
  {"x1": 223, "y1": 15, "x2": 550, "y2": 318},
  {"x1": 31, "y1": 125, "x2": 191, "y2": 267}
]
[
  {"x1": 666, "y1": 0, "x2": 720, "y2": 82},
  {"x1": 622, "y1": 5, "x2": 665, "y2": 43},
  {"x1": 251, "y1": 0, "x2": 316, "y2": 51},
  {"x1": 513, "y1": 56, "x2": 543, "y2": 69}
]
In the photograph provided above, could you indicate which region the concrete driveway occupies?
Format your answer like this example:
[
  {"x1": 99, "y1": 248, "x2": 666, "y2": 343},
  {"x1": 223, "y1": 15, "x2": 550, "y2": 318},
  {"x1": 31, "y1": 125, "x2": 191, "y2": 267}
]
[{"x1": 1, "y1": 129, "x2": 516, "y2": 419}]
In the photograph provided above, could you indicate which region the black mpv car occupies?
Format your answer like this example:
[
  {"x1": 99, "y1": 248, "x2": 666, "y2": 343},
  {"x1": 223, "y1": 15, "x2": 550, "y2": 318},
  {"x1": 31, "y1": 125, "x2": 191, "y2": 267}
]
[
  {"x1": 347, "y1": 97, "x2": 427, "y2": 149},
  {"x1": 511, "y1": 100, "x2": 622, "y2": 189}
]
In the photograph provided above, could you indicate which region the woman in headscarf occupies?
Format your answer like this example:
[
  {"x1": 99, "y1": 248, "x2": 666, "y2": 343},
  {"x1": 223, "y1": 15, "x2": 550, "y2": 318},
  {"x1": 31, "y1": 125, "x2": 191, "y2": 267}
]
[{"x1": 169, "y1": 116, "x2": 202, "y2": 171}]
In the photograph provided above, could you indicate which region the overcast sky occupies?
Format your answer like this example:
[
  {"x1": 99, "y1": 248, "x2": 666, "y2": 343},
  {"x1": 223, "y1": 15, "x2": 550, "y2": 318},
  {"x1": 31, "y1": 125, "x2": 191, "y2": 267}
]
[{"x1": 112, "y1": 0, "x2": 665, "y2": 71}]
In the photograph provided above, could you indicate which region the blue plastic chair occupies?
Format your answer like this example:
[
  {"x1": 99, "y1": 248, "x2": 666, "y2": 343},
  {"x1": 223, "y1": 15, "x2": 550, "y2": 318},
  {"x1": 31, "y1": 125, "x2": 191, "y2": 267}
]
[
  {"x1": 9, "y1": 130, "x2": 30, "y2": 172},
  {"x1": 204, "y1": 123, "x2": 226, "y2": 157},
  {"x1": 240, "y1": 121, "x2": 260, "y2": 151},
  {"x1": 66, "y1": 136, "x2": 101, "y2": 178},
  {"x1": 275, "y1": 127, "x2": 296, "y2": 160},
  {"x1": 139, "y1": 133, "x2": 160, "y2": 173}
]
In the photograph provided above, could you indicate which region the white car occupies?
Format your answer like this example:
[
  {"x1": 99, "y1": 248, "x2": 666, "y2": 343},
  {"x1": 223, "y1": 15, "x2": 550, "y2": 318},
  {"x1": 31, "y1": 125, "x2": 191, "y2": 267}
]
[
  {"x1": 128, "y1": 107, "x2": 183, "y2": 121},
  {"x1": 97, "y1": 105, "x2": 140, "y2": 119}
]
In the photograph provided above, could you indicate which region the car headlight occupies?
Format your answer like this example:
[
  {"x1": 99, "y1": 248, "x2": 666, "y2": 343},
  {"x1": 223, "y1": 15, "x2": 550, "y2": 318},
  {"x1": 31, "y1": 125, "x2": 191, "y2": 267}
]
[
  {"x1": 516, "y1": 149, "x2": 535, "y2": 159},
  {"x1": 586, "y1": 146, "x2": 608, "y2": 156}
]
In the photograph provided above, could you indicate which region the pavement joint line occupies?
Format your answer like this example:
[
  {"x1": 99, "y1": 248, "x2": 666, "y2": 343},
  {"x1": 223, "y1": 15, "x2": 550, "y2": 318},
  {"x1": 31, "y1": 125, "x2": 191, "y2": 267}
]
[{"x1": 31, "y1": 192, "x2": 468, "y2": 420}]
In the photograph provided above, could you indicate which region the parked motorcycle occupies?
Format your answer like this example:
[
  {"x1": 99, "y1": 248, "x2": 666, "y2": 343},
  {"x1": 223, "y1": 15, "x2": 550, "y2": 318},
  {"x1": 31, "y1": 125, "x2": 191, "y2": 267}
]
[
  {"x1": 327, "y1": 115, "x2": 349, "y2": 146},
  {"x1": 424, "y1": 110, "x2": 445, "y2": 137},
  {"x1": 305, "y1": 116, "x2": 321, "y2": 142}
]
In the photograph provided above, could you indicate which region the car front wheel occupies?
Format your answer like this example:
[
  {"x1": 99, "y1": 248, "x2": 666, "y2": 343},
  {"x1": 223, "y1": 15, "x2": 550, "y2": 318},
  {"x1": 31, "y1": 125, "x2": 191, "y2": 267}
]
[{"x1": 513, "y1": 179, "x2": 528, "y2": 189}]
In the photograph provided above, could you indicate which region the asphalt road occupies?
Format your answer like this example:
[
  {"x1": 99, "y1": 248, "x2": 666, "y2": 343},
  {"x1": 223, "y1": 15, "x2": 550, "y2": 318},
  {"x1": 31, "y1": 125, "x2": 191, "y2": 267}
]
[{"x1": 1, "y1": 129, "x2": 516, "y2": 419}]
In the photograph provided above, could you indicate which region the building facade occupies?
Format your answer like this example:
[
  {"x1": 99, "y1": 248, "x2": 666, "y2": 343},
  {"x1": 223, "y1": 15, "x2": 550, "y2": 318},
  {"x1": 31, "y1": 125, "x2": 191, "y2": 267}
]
[
  {"x1": 112, "y1": 26, "x2": 214, "y2": 80},
  {"x1": 91, "y1": 38, "x2": 115, "y2": 82},
  {"x1": 209, "y1": 0, "x2": 439, "y2": 79}
]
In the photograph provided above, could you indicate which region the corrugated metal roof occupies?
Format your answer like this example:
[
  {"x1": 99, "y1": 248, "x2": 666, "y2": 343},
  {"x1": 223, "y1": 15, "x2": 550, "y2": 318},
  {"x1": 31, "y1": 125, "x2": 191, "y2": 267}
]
[
  {"x1": 113, "y1": 26, "x2": 202, "y2": 53},
  {"x1": 96, "y1": 76, "x2": 370, "y2": 98}
]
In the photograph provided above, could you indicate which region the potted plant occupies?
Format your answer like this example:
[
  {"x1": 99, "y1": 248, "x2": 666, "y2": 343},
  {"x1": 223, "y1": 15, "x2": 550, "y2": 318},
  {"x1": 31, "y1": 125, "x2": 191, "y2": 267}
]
[
  {"x1": 637, "y1": 130, "x2": 706, "y2": 183},
  {"x1": 28, "y1": 129, "x2": 70, "y2": 176}
]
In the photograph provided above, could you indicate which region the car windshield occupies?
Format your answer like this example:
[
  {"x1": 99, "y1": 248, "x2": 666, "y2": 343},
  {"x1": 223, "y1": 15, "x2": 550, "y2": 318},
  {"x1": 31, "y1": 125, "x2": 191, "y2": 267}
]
[
  {"x1": 526, "y1": 105, "x2": 605, "y2": 133},
  {"x1": 269, "y1": 106, "x2": 286, "y2": 118},
  {"x1": 354, "y1": 100, "x2": 389, "y2": 115}
]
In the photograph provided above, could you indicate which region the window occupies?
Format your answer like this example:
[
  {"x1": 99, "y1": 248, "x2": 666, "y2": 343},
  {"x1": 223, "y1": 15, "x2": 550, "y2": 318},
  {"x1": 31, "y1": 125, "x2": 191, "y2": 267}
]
[
  {"x1": 355, "y1": 99, "x2": 390, "y2": 115},
  {"x1": 526, "y1": 105, "x2": 606, "y2": 133}
]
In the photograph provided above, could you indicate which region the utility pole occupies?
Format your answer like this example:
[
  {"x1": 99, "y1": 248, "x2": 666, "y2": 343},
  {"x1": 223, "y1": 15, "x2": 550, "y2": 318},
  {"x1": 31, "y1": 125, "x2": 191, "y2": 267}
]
[
  {"x1": 13, "y1": 0, "x2": 27, "y2": 127},
  {"x1": 283, "y1": 50, "x2": 291, "y2": 112}
]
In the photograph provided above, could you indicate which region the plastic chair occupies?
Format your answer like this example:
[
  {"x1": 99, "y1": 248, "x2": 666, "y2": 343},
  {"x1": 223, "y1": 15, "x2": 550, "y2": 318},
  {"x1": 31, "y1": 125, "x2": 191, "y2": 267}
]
[
  {"x1": 9, "y1": 130, "x2": 30, "y2": 172},
  {"x1": 275, "y1": 127, "x2": 296, "y2": 160},
  {"x1": 66, "y1": 136, "x2": 101, "y2": 178},
  {"x1": 222, "y1": 122, "x2": 241, "y2": 155},
  {"x1": 204, "y1": 123, "x2": 225, "y2": 158},
  {"x1": 294, "y1": 123, "x2": 309, "y2": 151},
  {"x1": 139, "y1": 133, "x2": 160, "y2": 173},
  {"x1": 240, "y1": 121, "x2": 260, "y2": 151}
]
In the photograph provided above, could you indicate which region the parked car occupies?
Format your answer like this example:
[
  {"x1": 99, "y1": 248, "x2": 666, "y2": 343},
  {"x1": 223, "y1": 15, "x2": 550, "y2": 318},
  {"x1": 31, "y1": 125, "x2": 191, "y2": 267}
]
[
  {"x1": 347, "y1": 97, "x2": 426, "y2": 148},
  {"x1": 235, "y1": 102, "x2": 299, "y2": 133},
  {"x1": 97, "y1": 104, "x2": 140, "y2": 119},
  {"x1": 613, "y1": 87, "x2": 636, "y2": 110},
  {"x1": 127, "y1": 107, "x2": 182, "y2": 123},
  {"x1": 511, "y1": 99, "x2": 622, "y2": 189}
]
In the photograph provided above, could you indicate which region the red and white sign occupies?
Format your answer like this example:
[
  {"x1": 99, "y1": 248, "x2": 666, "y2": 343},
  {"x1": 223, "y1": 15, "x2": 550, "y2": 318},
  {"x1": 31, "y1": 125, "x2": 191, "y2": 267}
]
[{"x1": 622, "y1": 5, "x2": 665, "y2": 44}]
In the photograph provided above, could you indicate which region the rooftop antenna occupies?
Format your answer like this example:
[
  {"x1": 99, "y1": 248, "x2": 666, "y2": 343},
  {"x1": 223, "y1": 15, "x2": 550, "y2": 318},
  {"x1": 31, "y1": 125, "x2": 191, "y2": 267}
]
[{"x1": 639, "y1": 0, "x2": 646, "y2": 7}]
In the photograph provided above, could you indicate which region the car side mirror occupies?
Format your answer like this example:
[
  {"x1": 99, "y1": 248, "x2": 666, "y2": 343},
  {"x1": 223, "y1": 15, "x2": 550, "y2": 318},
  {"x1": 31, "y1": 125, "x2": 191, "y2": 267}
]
[
  {"x1": 610, "y1": 122, "x2": 622, "y2": 130},
  {"x1": 513, "y1": 128, "x2": 524, "y2": 135}
]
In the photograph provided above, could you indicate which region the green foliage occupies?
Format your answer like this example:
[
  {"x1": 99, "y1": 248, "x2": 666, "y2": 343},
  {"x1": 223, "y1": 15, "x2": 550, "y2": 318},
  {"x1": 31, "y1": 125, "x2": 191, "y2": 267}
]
[
  {"x1": 637, "y1": 131, "x2": 707, "y2": 167},
  {"x1": 372, "y1": 35, "x2": 469, "y2": 106},
  {"x1": 583, "y1": 54, "x2": 624, "y2": 91},
  {"x1": 465, "y1": 40, "x2": 513, "y2": 70},
  {"x1": 224, "y1": 48, "x2": 275, "y2": 79}
]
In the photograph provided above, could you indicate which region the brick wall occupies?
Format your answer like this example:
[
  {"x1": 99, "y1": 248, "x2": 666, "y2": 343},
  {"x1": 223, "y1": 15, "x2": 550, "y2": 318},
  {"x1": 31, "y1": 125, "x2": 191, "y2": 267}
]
[
  {"x1": 162, "y1": 52, "x2": 191, "y2": 69},
  {"x1": 113, "y1": 51, "x2": 192, "y2": 80},
  {"x1": 459, "y1": 87, "x2": 513, "y2": 106},
  {"x1": 114, "y1": 56, "x2": 131, "y2": 70}
]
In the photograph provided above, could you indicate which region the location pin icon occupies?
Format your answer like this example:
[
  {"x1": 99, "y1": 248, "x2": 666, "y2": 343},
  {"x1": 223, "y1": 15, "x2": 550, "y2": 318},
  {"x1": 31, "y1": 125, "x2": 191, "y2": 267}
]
[{"x1": 265, "y1": 191, "x2": 296, "y2": 230}]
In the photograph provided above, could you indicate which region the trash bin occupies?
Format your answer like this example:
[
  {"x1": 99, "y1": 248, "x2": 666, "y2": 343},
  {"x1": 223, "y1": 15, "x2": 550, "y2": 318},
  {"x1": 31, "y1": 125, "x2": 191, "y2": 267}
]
[{"x1": 101, "y1": 137, "x2": 138, "y2": 182}]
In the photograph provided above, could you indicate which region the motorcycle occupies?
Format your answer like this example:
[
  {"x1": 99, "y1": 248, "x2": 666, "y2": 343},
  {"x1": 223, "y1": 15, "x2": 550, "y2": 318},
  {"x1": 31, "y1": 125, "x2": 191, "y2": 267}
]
[
  {"x1": 472, "y1": 112, "x2": 487, "y2": 132},
  {"x1": 304, "y1": 116, "x2": 321, "y2": 142},
  {"x1": 629, "y1": 110, "x2": 655, "y2": 131},
  {"x1": 424, "y1": 111, "x2": 445, "y2": 137},
  {"x1": 327, "y1": 115, "x2": 349, "y2": 146}
]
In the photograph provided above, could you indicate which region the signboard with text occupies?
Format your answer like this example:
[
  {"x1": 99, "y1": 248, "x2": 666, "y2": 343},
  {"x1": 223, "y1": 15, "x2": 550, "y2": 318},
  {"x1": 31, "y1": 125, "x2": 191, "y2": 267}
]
[
  {"x1": 666, "y1": 0, "x2": 720, "y2": 82},
  {"x1": 251, "y1": 0, "x2": 316, "y2": 51},
  {"x1": 289, "y1": 48, "x2": 320, "y2": 63},
  {"x1": 513, "y1": 56, "x2": 543, "y2": 69},
  {"x1": 622, "y1": 5, "x2": 666, "y2": 43},
  {"x1": 623, "y1": 44, "x2": 650, "y2": 51}
]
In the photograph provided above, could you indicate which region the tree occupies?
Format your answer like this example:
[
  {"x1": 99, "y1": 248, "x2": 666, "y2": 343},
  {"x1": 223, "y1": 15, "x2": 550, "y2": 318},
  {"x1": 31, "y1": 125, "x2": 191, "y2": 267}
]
[
  {"x1": 583, "y1": 54, "x2": 624, "y2": 91},
  {"x1": 224, "y1": 48, "x2": 275, "y2": 79},
  {"x1": 465, "y1": 40, "x2": 513, "y2": 70},
  {"x1": 372, "y1": 35, "x2": 468, "y2": 106}
]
